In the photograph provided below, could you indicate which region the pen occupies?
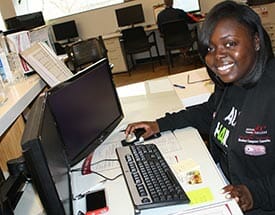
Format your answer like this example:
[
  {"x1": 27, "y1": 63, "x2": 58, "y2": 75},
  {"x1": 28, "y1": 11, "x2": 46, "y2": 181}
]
[{"x1": 173, "y1": 84, "x2": 185, "y2": 89}]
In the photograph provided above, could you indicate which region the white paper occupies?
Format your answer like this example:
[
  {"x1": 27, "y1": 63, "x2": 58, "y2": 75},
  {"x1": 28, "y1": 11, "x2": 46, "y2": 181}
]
[
  {"x1": 170, "y1": 199, "x2": 243, "y2": 215},
  {"x1": 182, "y1": 93, "x2": 211, "y2": 107},
  {"x1": 20, "y1": 42, "x2": 73, "y2": 87},
  {"x1": 148, "y1": 79, "x2": 174, "y2": 93}
]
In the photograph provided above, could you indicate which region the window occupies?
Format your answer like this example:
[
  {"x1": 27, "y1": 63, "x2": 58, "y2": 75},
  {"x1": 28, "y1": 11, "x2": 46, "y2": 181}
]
[{"x1": 13, "y1": 0, "x2": 124, "y2": 20}]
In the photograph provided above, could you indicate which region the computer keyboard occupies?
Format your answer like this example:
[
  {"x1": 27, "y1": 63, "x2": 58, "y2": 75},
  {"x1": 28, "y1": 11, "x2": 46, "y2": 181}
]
[{"x1": 116, "y1": 143, "x2": 190, "y2": 213}]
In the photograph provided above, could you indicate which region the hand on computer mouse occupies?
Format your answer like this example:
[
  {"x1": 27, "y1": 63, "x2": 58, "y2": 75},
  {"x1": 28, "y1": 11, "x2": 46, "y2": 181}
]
[
  {"x1": 123, "y1": 128, "x2": 146, "y2": 144},
  {"x1": 125, "y1": 132, "x2": 138, "y2": 143},
  {"x1": 122, "y1": 126, "x2": 161, "y2": 146},
  {"x1": 125, "y1": 121, "x2": 160, "y2": 139}
]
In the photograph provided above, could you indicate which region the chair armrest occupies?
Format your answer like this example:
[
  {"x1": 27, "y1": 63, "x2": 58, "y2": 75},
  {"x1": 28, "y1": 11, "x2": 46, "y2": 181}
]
[
  {"x1": 147, "y1": 31, "x2": 157, "y2": 44},
  {"x1": 147, "y1": 31, "x2": 155, "y2": 39},
  {"x1": 190, "y1": 28, "x2": 198, "y2": 41}
]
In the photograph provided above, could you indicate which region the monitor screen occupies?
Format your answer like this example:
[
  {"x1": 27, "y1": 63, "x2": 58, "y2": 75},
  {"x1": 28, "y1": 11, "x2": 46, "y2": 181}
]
[
  {"x1": 47, "y1": 59, "x2": 124, "y2": 166},
  {"x1": 52, "y1": 20, "x2": 79, "y2": 42},
  {"x1": 173, "y1": 0, "x2": 201, "y2": 13},
  {"x1": 21, "y1": 95, "x2": 72, "y2": 215},
  {"x1": 5, "y1": 11, "x2": 45, "y2": 31},
  {"x1": 115, "y1": 4, "x2": 145, "y2": 27}
]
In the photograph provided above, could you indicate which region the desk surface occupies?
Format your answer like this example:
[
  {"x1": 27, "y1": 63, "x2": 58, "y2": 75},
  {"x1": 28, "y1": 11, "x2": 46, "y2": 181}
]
[
  {"x1": 168, "y1": 67, "x2": 214, "y2": 107},
  {"x1": 71, "y1": 76, "x2": 242, "y2": 215},
  {"x1": 0, "y1": 74, "x2": 46, "y2": 136},
  {"x1": 14, "y1": 70, "x2": 242, "y2": 215}
]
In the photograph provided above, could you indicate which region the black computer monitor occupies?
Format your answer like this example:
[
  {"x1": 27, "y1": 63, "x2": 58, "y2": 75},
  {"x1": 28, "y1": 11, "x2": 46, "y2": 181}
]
[
  {"x1": 52, "y1": 20, "x2": 79, "y2": 42},
  {"x1": 5, "y1": 11, "x2": 45, "y2": 31},
  {"x1": 21, "y1": 95, "x2": 72, "y2": 215},
  {"x1": 47, "y1": 58, "x2": 124, "y2": 166},
  {"x1": 115, "y1": 4, "x2": 145, "y2": 27},
  {"x1": 173, "y1": 0, "x2": 201, "y2": 13}
]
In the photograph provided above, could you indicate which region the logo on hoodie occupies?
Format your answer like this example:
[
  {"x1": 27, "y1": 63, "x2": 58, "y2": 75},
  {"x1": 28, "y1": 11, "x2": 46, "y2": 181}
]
[{"x1": 214, "y1": 107, "x2": 239, "y2": 148}]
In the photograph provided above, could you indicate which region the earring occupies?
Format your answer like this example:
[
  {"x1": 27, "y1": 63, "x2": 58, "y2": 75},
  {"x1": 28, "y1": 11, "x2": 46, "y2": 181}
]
[{"x1": 255, "y1": 46, "x2": 260, "y2": 51}]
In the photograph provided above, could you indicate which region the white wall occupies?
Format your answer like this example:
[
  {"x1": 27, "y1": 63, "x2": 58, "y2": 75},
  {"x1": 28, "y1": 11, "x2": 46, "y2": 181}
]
[
  {"x1": 47, "y1": 0, "x2": 246, "y2": 40},
  {"x1": 48, "y1": 0, "x2": 161, "y2": 40},
  {"x1": 0, "y1": 0, "x2": 246, "y2": 40},
  {"x1": 200, "y1": 0, "x2": 247, "y2": 14},
  {"x1": 0, "y1": 0, "x2": 16, "y2": 19},
  {"x1": 200, "y1": 0, "x2": 223, "y2": 14}
]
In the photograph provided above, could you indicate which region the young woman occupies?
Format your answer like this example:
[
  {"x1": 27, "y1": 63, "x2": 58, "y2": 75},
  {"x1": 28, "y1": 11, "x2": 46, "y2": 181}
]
[{"x1": 125, "y1": 1, "x2": 275, "y2": 214}]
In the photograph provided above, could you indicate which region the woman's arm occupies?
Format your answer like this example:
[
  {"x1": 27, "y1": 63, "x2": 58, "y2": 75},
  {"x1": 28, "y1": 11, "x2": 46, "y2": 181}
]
[{"x1": 157, "y1": 86, "x2": 224, "y2": 134}]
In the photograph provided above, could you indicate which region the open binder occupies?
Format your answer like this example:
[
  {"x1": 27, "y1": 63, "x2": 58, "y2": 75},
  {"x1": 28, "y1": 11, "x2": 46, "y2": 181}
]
[{"x1": 20, "y1": 42, "x2": 73, "y2": 87}]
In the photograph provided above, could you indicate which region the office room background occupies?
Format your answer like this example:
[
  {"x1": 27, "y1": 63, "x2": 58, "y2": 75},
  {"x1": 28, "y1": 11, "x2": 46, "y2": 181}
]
[{"x1": 0, "y1": 0, "x2": 245, "y2": 41}]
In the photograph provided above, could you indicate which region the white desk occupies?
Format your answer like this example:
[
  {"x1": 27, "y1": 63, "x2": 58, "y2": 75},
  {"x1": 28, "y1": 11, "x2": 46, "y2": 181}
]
[
  {"x1": 168, "y1": 67, "x2": 214, "y2": 107},
  {"x1": 71, "y1": 78, "x2": 242, "y2": 215},
  {"x1": 102, "y1": 33, "x2": 128, "y2": 74},
  {"x1": 0, "y1": 74, "x2": 46, "y2": 136},
  {"x1": 14, "y1": 71, "x2": 242, "y2": 215}
]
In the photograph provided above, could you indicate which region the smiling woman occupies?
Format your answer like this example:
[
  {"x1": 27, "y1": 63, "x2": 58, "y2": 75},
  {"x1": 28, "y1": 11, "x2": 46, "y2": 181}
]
[
  {"x1": 12, "y1": 0, "x2": 124, "y2": 20},
  {"x1": 123, "y1": 1, "x2": 275, "y2": 214}
]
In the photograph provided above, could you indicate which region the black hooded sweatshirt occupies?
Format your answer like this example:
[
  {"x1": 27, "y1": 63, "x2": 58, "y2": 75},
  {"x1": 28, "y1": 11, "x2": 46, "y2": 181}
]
[{"x1": 157, "y1": 58, "x2": 275, "y2": 214}]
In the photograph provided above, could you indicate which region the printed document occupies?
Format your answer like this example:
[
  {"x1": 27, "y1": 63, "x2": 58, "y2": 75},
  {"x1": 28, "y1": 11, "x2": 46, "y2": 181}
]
[{"x1": 20, "y1": 42, "x2": 73, "y2": 87}]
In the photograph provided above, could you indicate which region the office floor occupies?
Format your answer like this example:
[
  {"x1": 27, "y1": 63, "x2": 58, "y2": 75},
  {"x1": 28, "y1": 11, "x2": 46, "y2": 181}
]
[{"x1": 112, "y1": 54, "x2": 204, "y2": 87}]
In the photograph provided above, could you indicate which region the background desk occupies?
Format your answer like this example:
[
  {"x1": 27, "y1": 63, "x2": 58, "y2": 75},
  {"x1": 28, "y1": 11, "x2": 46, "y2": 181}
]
[
  {"x1": 0, "y1": 74, "x2": 46, "y2": 170},
  {"x1": 103, "y1": 22, "x2": 201, "y2": 74},
  {"x1": 102, "y1": 25, "x2": 163, "y2": 74},
  {"x1": 103, "y1": 33, "x2": 128, "y2": 74},
  {"x1": 0, "y1": 74, "x2": 45, "y2": 136}
]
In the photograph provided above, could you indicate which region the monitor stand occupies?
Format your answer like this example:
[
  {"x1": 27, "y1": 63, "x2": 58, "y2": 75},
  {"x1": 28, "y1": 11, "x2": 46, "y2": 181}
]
[{"x1": 0, "y1": 168, "x2": 27, "y2": 215}]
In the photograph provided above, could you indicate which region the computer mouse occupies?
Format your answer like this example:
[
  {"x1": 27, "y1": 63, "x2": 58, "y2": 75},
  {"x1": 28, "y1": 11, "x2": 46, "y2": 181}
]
[
  {"x1": 121, "y1": 128, "x2": 161, "y2": 146},
  {"x1": 121, "y1": 128, "x2": 146, "y2": 146},
  {"x1": 133, "y1": 128, "x2": 146, "y2": 141},
  {"x1": 125, "y1": 132, "x2": 137, "y2": 143}
]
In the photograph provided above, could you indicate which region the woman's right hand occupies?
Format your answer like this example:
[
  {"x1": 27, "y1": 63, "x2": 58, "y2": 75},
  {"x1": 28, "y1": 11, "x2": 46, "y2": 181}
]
[{"x1": 125, "y1": 121, "x2": 160, "y2": 139}]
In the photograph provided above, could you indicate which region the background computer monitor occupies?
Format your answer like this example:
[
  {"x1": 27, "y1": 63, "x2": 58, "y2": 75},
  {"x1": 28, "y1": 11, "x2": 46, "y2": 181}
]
[
  {"x1": 52, "y1": 20, "x2": 79, "y2": 42},
  {"x1": 5, "y1": 12, "x2": 45, "y2": 32},
  {"x1": 173, "y1": 0, "x2": 201, "y2": 13},
  {"x1": 115, "y1": 4, "x2": 145, "y2": 27},
  {"x1": 21, "y1": 95, "x2": 72, "y2": 215},
  {"x1": 47, "y1": 59, "x2": 124, "y2": 166}
]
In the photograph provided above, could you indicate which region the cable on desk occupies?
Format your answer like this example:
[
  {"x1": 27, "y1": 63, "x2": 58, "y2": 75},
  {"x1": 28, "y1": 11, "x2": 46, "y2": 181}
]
[
  {"x1": 90, "y1": 171, "x2": 122, "y2": 181},
  {"x1": 70, "y1": 158, "x2": 119, "y2": 172},
  {"x1": 70, "y1": 168, "x2": 122, "y2": 182},
  {"x1": 70, "y1": 158, "x2": 122, "y2": 181}
]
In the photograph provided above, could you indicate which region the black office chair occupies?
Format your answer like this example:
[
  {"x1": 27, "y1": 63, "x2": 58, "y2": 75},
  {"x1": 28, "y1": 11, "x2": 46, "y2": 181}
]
[
  {"x1": 161, "y1": 20, "x2": 197, "y2": 73},
  {"x1": 54, "y1": 42, "x2": 66, "y2": 55},
  {"x1": 66, "y1": 36, "x2": 107, "y2": 73},
  {"x1": 121, "y1": 26, "x2": 161, "y2": 75}
]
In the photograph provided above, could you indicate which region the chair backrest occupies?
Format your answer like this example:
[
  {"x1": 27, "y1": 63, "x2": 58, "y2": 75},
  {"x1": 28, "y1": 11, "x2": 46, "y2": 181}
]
[
  {"x1": 121, "y1": 26, "x2": 150, "y2": 53},
  {"x1": 161, "y1": 20, "x2": 193, "y2": 49},
  {"x1": 98, "y1": 35, "x2": 108, "y2": 58},
  {"x1": 67, "y1": 37, "x2": 106, "y2": 71}
]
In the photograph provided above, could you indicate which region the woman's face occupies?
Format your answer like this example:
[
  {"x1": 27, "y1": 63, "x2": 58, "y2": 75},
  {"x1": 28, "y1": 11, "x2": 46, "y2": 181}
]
[{"x1": 205, "y1": 18, "x2": 259, "y2": 84}]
